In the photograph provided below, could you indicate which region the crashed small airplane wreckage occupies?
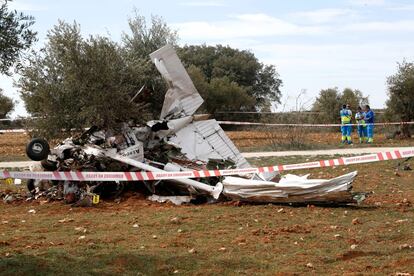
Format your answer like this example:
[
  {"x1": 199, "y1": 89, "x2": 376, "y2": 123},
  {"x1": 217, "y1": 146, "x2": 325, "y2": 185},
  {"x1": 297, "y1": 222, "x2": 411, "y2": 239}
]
[{"x1": 24, "y1": 45, "x2": 365, "y2": 206}]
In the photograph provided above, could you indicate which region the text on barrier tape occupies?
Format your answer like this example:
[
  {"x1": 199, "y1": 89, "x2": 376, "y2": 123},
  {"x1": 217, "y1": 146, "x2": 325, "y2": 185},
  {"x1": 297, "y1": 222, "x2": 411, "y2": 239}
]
[{"x1": 1, "y1": 148, "x2": 413, "y2": 182}]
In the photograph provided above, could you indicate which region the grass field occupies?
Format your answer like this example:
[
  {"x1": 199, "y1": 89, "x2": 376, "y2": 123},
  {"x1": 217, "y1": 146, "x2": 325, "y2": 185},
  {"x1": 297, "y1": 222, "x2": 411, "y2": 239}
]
[
  {"x1": 0, "y1": 133, "x2": 30, "y2": 162},
  {"x1": 1, "y1": 154, "x2": 413, "y2": 275},
  {"x1": 226, "y1": 130, "x2": 414, "y2": 152}
]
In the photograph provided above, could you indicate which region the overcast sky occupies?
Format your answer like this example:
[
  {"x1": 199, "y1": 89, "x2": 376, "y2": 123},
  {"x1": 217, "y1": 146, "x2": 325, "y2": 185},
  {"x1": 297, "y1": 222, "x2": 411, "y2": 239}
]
[{"x1": 1, "y1": 0, "x2": 414, "y2": 117}]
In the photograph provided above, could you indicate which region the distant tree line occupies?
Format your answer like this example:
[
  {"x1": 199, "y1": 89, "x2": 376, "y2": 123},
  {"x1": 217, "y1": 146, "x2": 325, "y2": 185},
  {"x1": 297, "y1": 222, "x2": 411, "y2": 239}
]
[
  {"x1": 312, "y1": 88, "x2": 369, "y2": 123},
  {"x1": 312, "y1": 63, "x2": 414, "y2": 137}
]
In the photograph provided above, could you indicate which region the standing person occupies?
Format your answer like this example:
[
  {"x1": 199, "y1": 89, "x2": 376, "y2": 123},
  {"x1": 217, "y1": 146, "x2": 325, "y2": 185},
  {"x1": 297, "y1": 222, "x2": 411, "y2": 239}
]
[
  {"x1": 340, "y1": 104, "x2": 353, "y2": 144},
  {"x1": 346, "y1": 104, "x2": 353, "y2": 143},
  {"x1": 355, "y1": 106, "x2": 367, "y2": 143},
  {"x1": 364, "y1": 105, "x2": 375, "y2": 143}
]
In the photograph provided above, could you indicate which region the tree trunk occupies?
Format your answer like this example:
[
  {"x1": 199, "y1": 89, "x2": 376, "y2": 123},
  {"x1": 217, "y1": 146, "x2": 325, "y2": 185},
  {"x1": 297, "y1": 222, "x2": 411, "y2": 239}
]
[{"x1": 401, "y1": 123, "x2": 411, "y2": 138}]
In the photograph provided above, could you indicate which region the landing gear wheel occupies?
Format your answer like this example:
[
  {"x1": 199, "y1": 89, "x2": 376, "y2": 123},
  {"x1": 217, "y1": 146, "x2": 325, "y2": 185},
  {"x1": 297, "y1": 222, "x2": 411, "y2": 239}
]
[{"x1": 26, "y1": 138, "x2": 50, "y2": 161}]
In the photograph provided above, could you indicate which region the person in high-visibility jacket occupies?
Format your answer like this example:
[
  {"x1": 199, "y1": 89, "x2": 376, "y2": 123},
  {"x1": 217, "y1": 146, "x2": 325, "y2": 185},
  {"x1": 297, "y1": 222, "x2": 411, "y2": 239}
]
[
  {"x1": 355, "y1": 106, "x2": 367, "y2": 143},
  {"x1": 364, "y1": 105, "x2": 375, "y2": 143},
  {"x1": 340, "y1": 104, "x2": 353, "y2": 144}
]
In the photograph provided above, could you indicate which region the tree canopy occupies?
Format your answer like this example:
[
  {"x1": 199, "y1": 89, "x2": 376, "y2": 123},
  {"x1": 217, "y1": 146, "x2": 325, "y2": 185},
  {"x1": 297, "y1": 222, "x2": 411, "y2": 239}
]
[
  {"x1": 0, "y1": 88, "x2": 14, "y2": 118},
  {"x1": 179, "y1": 45, "x2": 282, "y2": 113},
  {"x1": 312, "y1": 87, "x2": 369, "y2": 123},
  {"x1": 187, "y1": 65, "x2": 255, "y2": 113},
  {"x1": 121, "y1": 13, "x2": 179, "y2": 117},
  {"x1": 0, "y1": 0, "x2": 37, "y2": 75},
  {"x1": 386, "y1": 61, "x2": 414, "y2": 137},
  {"x1": 18, "y1": 21, "x2": 149, "y2": 138}
]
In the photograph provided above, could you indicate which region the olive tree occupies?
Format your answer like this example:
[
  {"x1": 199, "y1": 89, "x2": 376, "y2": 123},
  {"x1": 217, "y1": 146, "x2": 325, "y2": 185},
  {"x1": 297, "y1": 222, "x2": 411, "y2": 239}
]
[
  {"x1": 0, "y1": 0, "x2": 37, "y2": 75},
  {"x1": 386, "y1": 61, "x2": 414, "y2": 137},
  {"x1": 18, "y1": 21, "x2": 148, "y2": 138},
  {"x1": 0, "y1": 88, "x2": 14, "y2": 118}
]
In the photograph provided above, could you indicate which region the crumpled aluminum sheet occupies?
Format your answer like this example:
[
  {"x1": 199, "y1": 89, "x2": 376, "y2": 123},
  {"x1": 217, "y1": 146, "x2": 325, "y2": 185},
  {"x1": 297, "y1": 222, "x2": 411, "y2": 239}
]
[
  {"x1": 221, "y1": 171, "x2": 358, "y2": 204},
  {"x1": 150, "y1": 44, "x2": 204, "y2": 119},
  {"x1": 170, "y1": 119, "x2": 250, "y2": 168},
  {"x1": 147, "y1": 194, "x2": 193, "y2": 205}
]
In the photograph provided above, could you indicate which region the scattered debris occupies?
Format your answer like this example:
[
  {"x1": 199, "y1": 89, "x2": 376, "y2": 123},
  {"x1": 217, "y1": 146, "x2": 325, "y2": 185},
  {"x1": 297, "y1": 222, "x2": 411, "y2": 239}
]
[
  {"x1": 28, "y1": 209, "x2": 36, "y2": 214},
  {"x1": 74, "y1": 227, "x2": 87, "y2": 233},
  {"x1": 1, "y1": 191, "x2": 24, "y2": 203},
  {"x1": 14, "y1": 45, "x2": 366, "y2": 207},
  {"x1": 148, "y1": 195, "x2": 193, "y2": 205},
  {"x1": 352, "y1": 218, "x2": 362, "y2": 225},
  {"x1": 58, "y1": 218, "x2": 74, "y2": 223},
  {"x1": 396, "y1": 198, "x2": 412, "y2": 207},
  {"x1": 306, "y1": 263, "x2": 314, "y2": 269},
  {"x1": 350, "y1": 244, "x2": 358, "y2": 250},
  {"x1": 395, "y1": 158, "x2": 412, "y2": 172},
  {"x1": 170, "y1": 217, "x2": 181, "y2": 224},
  {"x1": 398, "y1": 244, "x2": 412, "y2": 250},
  {"x1": 2, "y1": 194, "x2": 14, "y2": 204}
]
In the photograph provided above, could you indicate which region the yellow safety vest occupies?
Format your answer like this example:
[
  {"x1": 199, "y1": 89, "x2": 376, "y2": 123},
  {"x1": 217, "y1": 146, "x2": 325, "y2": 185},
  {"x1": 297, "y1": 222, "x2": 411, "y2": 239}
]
[
  {"x1": 340, "y1": 110, "x2": 351, "y2": 124},
  {"x1": 355, "y1": 113, "x2": 366, "y2": 126}
]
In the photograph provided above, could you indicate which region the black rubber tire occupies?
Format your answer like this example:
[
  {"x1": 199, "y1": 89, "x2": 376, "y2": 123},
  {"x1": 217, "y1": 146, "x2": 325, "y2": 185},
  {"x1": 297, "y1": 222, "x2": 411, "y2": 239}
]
[
  {"x1": 26, "y1": 138, "x2": 50, "y2": 161},
  {"x1": 41, "y1": 159, "x2": 57, "y2": 171},
  {"x1": 27, "y1": 179, "x2": 35, "y2": 193}
]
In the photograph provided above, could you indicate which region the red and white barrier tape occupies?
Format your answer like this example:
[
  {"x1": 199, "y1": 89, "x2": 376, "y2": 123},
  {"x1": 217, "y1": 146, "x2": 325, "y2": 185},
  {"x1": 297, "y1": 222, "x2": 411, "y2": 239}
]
[
  {"x1": 1, "y1": 148, "x2": 413, "y2": 182},
  {"x1": 217, "y1": 121, "x2": 414, "y2": 127}
]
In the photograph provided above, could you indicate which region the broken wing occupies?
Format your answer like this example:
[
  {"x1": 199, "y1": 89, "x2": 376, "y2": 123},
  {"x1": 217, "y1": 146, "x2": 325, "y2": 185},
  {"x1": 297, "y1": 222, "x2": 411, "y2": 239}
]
[{"x1": 150, "y1": 44, "x2": 204, "y2": 119}]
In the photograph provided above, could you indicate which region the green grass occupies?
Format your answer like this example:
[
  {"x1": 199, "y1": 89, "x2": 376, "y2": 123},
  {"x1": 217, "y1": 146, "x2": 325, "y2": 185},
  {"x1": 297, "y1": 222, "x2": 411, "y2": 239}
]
[{"x1": 0, "y1": 159, "x2": 413, "y2": 275}]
